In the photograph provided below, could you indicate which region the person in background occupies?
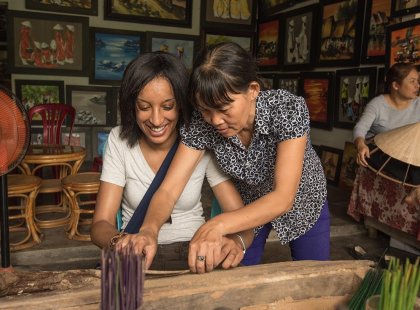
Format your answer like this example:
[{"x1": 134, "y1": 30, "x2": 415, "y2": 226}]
[
  {"x1": 126, "y1": 42, "x2": 330, "y2": 274},
  {"x1": 91, "y1": 51, "x2": 253, "y2": 271},
  {"x1": 353, "y1": 63, "x2": 420, "y2": 167}
]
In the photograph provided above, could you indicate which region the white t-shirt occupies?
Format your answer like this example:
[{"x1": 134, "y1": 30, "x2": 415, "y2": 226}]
[{"x1": 100, "y1": 126, "x2": 229, "y2": 244}]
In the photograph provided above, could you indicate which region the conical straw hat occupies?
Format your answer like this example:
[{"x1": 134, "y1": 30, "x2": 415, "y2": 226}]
[{"x1": 374, "y1": 122, "x2": 420, "y2": 167}]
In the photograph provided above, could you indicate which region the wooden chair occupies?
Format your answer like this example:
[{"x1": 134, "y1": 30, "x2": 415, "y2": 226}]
[
  {"x1": 62, "y1": 172, "x2": 100, "y2": 241},
  {"x1": 7, "y1": 174, "x2": 42, "y2": 251},
  {"x1": 27, "y1": 103, "x2": 77, "y2": 229}
]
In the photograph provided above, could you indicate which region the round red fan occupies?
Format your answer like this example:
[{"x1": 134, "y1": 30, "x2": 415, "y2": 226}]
[{"x1": 0, "y1": 85, "x2": 30, "y2": 268}]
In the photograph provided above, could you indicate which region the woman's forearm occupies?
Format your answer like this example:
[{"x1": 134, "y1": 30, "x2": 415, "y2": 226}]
[{"x1": 91, "y1": 220, "x2": 119, "y2": 249}]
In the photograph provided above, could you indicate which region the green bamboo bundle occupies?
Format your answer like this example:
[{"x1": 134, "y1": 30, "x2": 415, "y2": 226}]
[
  {"x1": 379, "y1": 256, "x2": 420, "y2": 310},
  {"x1": 101, "y1": 246, "x2": 144, "y2": 310},
  {"x1": 348, "y1": 268, "x2": 384, "y2": 310}
]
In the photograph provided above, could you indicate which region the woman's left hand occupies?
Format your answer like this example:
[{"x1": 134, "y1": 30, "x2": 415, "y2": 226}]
[{"x1": 188, "y1": 220, "x2": 225, "y2": 273}]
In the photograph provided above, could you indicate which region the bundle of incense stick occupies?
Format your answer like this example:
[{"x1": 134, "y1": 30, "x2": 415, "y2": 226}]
[{"x1": 101, "y1": 245, "x2": 144, "y2": 310}]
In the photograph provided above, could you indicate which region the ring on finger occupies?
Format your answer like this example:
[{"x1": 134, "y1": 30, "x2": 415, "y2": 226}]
[{"x1": 197, "y1": 255, "x2": 206, "y2": 262}]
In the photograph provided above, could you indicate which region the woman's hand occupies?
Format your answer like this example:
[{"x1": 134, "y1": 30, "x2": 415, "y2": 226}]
[
  {"x1": 218, "y1": 235, "x2": 245, "y2": 269},
  {"x1": 188, "y1": 219, "x2": 225, "y2": 273},
  {"x1": 116, "y1": 228, "x2": 158, "y2": 270},
  {"x1": 405, "y1": 188, "x2": 420, "y2": 207},
  {"x1": 354, "y1": 138, "x2": 370, "y2": 167}
]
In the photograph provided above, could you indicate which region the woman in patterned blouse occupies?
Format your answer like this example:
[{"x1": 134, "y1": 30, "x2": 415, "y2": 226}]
[{"x1": 133, "y1": 42, "x2": 330, "y2": 274}]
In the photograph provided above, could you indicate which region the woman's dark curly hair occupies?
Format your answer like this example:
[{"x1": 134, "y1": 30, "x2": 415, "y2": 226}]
[{"x1": 118, "y1": 51, "x2": 189, "y2": 147}]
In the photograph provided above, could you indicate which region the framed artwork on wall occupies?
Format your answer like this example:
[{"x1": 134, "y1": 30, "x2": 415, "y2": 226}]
[
  {"x1": 89, "y1": 27, "x2": 145, "y2": 86},
  {"x1": 201, "y1": 0, "x2": 256, "y2": 31},
  {"x1": 25, "y1": 0, "x2": 98, "y2": 16},
  {"x1": 280, "y1": 4, "x2": 319, "y2": 71},
  {"x1": 146, "y1": 32, "x2": 199, "y2": 71},
  {"x1": 258, "y1": 73, "x2": 277, "y2": 90},
  {"x1": 92, "y1": 127, "x2": 113, "y2": 159},
  {"x1": 361, "y1": 0, "x2": 394, "y2": 64},
  {"x1": 334, "y1": 67, "x2": 377, "y2": 129},
  {"x1": 202, "y1": 28, "x2": 254, "y2": 53},
  {"x1": 338, "y1": 141, "x2": 358, "y2": 191},
  {"x1": 319, "y1": 145, "x2": 343, "y2": 186},
  {"x1": 0, "y1": 45, "x2": 11, "y2": 90},
  {"x1": 390, "y1": 0, "x2": 420, "y2": 17},
  {"x1": 7, "y1": 10, "x2": 89, "y2": 76},
  {"x1": 298, "y1": 71, "x2": 334, "y2": 130},
  {"x1": 15, "y1": 79, "x2": 65, "y2": 126},
  {"x1": 66, "y1": 85, "x2": 114, "y2": 127},
  {"x1": 0, "y1": 2, "x2": 7, "y2": 42},
  {"x1": 62, "y1": 127, "x2": 92, "y2": 161},
  {"x1": 258, "y1": 0, "x2": 294, "y2": 17},
  {"x1": 376, "y1": 67, "x2": 386, "y2": 95},
  {"x1": 317, "y1": 0, "x2": 365, "y2": 67},
  {"x1": 385, "y1": 18, "x2": 420, "y2": 70},
  {"x1": 276, "y1": 73, "x2": 299, "y2": 95},
  {"x1": 256, "y1": 15, "x2": 280, "y2": 71},
  {"x1": 104, "y1": 0, "x2": 192, "y2": 28}
]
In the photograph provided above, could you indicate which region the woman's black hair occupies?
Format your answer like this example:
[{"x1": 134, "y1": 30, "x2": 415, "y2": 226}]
[
  {"x1": 186, "y1": 42, "x2": 260, "y2": 122},
  {"x1": 384, "y1": 63, "x2": 417, "y2": 94},
  {"x1": 118, "y1": 51, "x2": 189, "y2": 147}
]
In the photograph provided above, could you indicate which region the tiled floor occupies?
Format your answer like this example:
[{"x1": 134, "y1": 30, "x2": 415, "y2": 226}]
[{"x1": 5, "y1": 183, "x2": 419, "y2": 271}]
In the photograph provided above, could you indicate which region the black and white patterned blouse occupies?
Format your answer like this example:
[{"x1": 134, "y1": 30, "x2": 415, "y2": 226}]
[{"x1": 180, "y1": 89, "x2": 327, "y2": 244}]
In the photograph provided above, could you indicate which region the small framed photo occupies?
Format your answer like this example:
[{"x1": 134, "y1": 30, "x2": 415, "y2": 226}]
[
  {"x1": 15, "y1": 79, "x2": 65, "y2": 126},
  {"x1": 280, "y1": 4, "x2": 319, "y2": 71},
  {"x1": 92, "y1": 127, "x2": 113, "y2": 159},
  {"x1": 62, "y1": 127, "x2": 92, "y2": 161},
  {"x1": 258, "y1": 73, "x2": 277, "y2": 90},
  {"x1": 298, "y1": 71, "x2": 335, "y2": 130},
  {"x1": 390, "y1": 0, "x2": 420, "y2": 17},
  {"x1": 338, "y1": 141, "x2": 358, "y2": 191},
  {"x1": 276, "y1": 73, "x2": 299, "y2": 95},
  {"x1": 361, "y1": 0, "x2": 394, "y2": 64},
  {"x1": 0, "y1": 45, "x2": 11, "y2": 90},
  {"x1": 385, "y1": 18, "x2": 420, "y2": 70},
  {"x1": 7, "y1": 10, "x2": 89, "y2": 76},
  {"x1": 317, "y1": 0, "x2": 365, "y2": 67},
  {"x1": 66, "y1": 85, "x2": 114, "y2": 127},
  {"x1": 202, "y1": 28, "x2": 254, "y2": 53},
  {"x1": 256, "y1": 15, "x2": 281, "y2": 71},
  {"x1": 334, "y1": 67, "x2": 377, "y2": 129},
  {"x1": 319, "y1": 145, "x2": 343, "y2": 186},
  {"x1": 30, "y1": 127, "x2": 43, "y2": 145},
  {"x1": 258, "y1": 0, "x2": 294, "y2": 17},
  {"x1": 146, "y1": 32, "x2": 199, "y2": 71},
  {"x1": 104, "y1": 0, "x2": 192, "y2": 28},
  {"x1": 25, "y1": 0, "x2": 98, "y2": 16},
  {"x1": 89, "y1": 27, "x2": 145, "y2": 86}
]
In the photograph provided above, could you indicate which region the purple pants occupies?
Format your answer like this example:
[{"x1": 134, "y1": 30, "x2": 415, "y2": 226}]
[{"x1": 241, "y1": 200, "x2": 330, "y2": 266}]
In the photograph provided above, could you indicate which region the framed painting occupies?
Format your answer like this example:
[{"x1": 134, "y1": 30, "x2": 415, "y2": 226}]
[
  {"x1": 104, "y1": 0, "x2": 192, "y2": 28},
  {"x1": 258, "y1": 0, "x2": 294, "y2": 17},
  {"x1": 298, "y1": 71, "x2": 334, "y2": 130},
  {"x1": 256, "y1": 15, "x2": 281, "y2": 71},
  {"x1": 30, "y1": 127, "x2": 43, "y2": 145},
  {"x1": 0, "y1": 45, "x2": 10, "y2": 90},
  {"x1": 0, "y1": 2, "x2": 6, "y2": 42},
  {"x1": 202, "y1": 28, "x2": 254, "y2": 53},
  {"x1": 319, "y1": 145, "x2": 343, "y2": 186},
  {"x1": 89, "y1": 27, "x2": 145, "y2": 86},
  {"x1": 7, "y1": 10, "x2": 89, "y2": 76},
  {"x1": 15, "y1": 79, "x2": 65, "y2": 125},
  {"x1": 276, "y1": 73, "x2": 299, "y2": 95},
  {"x1": 390, "y1": 0, "x2": 420, "y2": 17},
  {"x1": 146, "y1": 32, "x2": 199, "y2": 71},
  {"x1": 201, "y1": 0, "x2": 256, "y2": 31},
  {"x1": 317, "y1": 0, "x2": 365, "y2": 67},
  {"x1": 258, "y1": 73, "x2": 277, "y2": 90},
  {"x1": 280, "y1": 4, "x2": 319, "y2": 71},
  {"x1": 334, "y1": 67, "x2": 377, "y2": 129},
  {"x1": 385, "y1": 18, "x2": 420, "y2": 70},
  {"x1": 338, "y1": 141, "x2": 358, "y2": 191},
  {"x1": 92, "y1": 127, "x2": 113, "y2": 159},
  {"x1": 376, "y1": 67, "x2": 386, "y2": 95},
  {"x1": 25, "y1": 0, "x2": 98, "y2": 16},
  {"x1": 66, "y1": 85, "x2": 114, "y2": 127},
  {"x1": 361, "y1": 0, "x2": 394, "y2": 64},
  {"x1": 62, "y1": 127, "x2": 92, "y2": 161}
]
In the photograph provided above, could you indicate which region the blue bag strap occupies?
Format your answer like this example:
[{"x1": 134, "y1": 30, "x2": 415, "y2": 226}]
[{"x1": 123, "y1": 138, "x2": 180, "y2": 234}]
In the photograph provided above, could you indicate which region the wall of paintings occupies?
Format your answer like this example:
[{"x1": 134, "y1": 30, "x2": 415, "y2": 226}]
[{"x1": 2, "y1": 0, "x2": 420, "y2": 187}]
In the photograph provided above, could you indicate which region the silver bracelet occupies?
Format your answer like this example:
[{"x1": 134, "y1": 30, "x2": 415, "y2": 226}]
[{"x1": 234, "y1": 233, "x2": 246, "y2": 254}]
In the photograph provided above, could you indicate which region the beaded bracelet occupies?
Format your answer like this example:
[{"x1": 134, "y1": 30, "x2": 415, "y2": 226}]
[
  {"x1": 109, "y1": 232, "x2": 127, "y2": 250},
  {"x1": 234, "y1": 233, "x2": 246, "y2": 254}
]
